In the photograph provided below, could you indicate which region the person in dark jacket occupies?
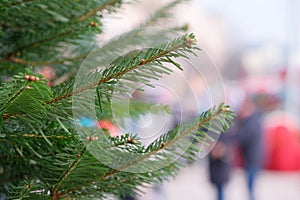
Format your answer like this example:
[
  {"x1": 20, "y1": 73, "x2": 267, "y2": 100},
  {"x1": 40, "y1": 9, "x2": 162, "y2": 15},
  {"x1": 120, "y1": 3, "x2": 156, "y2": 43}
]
[
  {"x1": 237, "y1": 98, "x2": 263, "y2": 200},
  {"x1": 209, "y1": 127, "x2": 236, "y2": 200}
]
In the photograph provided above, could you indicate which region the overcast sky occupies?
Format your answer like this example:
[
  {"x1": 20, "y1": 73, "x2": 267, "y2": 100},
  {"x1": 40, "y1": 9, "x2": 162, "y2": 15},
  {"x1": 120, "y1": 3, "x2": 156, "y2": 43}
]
[{"x1": 195, "y1": 0, "x2": 300, "y2": 46}]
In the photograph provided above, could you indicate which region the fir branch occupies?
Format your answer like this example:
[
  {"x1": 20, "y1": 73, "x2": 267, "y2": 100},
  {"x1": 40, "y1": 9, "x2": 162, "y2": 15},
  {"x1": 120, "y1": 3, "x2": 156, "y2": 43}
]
[
  {"x1": 8, "y1": 0, "x2": 188, "y2": 67},
  {"x1": 7, "y1": 180, "x2": 50, "y2": 200},
  {"x1": 11, "y1": 29, "x2": 81, "y2": 56},
  {"x1": 46, "y1": 34, "x2": 196, "y2": 105},
  {"x1": 4, "y1": 55, "x2": 65, "y2": 66},
  {"x1": 0, "y1": 70, "x2": 53, "y2": 122},
  {"x1": 65, "y1": 0, "x2": 188, "y2": 64},
  {"x1": 2, "y1": 53, "x2": 88, "y2": 67},
  {"x1": 13, "y1": 183, "x2": 31, "y2": 200},
  {"x1": 4, "y1": 134, "x2": 72, "y2": 139},
  {"x1": 51, "y1": 147, "x2": 87, "y2": 200},
  {"x1": 2, "y1": 0, "x2": 185, "y2": 67},
  {"x1": 0, "y1": 85, "x2": 29, "y2": 113},
  {"x1": 1, "y1": 0, "x2": 124, "y2": 65},
  {"x1": 1, "y1": 1, "x2": 236, "y2": 199},
  {"x1": 9, "y1": 0, "x2": 34, "y2": 6},
  {"x1": 140, "y1": 0, "x2": 184, "y2": 27},
  {"x1": 103, "y1": 105, "x2": 228, "y2": 174},
  {"x1": 60, "y1": 104, "x2": 233, "y2": 196},
  {"x1": 77, "y1": 0, "x2": 121, "y2": 22},
  {"x1": 3, "y1": 21, "x2": 94, "y2": 66}
]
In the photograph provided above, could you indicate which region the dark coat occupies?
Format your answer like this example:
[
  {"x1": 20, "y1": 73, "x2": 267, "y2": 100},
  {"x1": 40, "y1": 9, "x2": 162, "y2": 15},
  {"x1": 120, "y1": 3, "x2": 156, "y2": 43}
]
[
  {"x1": 208, "y1": 131, "x2": 234, "y2": 185},
  {"x1": 237, "y1": 111, "x2": 263, "y2": 168}
]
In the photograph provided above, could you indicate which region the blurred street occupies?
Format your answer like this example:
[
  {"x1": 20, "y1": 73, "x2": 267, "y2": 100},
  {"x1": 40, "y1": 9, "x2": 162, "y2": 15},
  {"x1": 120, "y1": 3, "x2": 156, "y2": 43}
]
[{"x1": 140, "y1": 161, "x2": 300, "y2": 200}]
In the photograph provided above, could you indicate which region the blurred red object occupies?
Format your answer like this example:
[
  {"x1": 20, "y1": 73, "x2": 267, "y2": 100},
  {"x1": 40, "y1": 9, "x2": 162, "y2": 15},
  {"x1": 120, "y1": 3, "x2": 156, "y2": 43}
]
[
  {"x1": 279, "y1": 68, "x2": 287, "y2": 82},
  {"x1": 263, "y1": 112, "x2": 300, "y2": 171},
  {"x1": 38, "y1": 66, "x2": 57, "y2": 86},
  {"x1": 98, "y1": 120, "x2": 120, "y2": 137}
]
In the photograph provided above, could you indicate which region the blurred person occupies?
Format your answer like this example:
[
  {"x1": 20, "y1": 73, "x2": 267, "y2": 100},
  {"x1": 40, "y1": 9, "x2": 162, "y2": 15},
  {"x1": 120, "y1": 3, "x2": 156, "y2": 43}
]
[
  {"x1": 236, "y1": 97, "x2": 264, "y2": 200},
  {"x1": 209, "y1": 130, "x2": 236, "y2": 200},
  {"x1": 121, "y1": 195, "x2": 136, "y2": 200}
]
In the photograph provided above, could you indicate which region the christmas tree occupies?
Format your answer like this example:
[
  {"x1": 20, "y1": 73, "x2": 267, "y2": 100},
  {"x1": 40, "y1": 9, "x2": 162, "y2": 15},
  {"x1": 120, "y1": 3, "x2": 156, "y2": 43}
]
[{"x1": 0, "y1": 0, "x2": 234, "y2": 199}]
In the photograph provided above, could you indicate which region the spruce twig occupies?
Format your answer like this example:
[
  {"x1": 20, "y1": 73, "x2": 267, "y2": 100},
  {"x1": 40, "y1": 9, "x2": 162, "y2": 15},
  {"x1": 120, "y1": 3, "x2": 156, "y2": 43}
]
[
  {"x1": 46, "y1": 34, "x2": 195, "y2": 105},
  {"x1": 59, "y1": 104, "x2": 232, "y2": 196},
  {"x1": 51, "y1": 147, "x2": 87, "y2": 200}
]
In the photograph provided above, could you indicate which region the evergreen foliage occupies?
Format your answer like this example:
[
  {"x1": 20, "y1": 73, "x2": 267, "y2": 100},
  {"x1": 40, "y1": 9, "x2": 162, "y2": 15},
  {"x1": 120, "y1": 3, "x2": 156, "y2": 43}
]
[{"x1": 0, "y1": 0, "x2": 235, "y2": 199}]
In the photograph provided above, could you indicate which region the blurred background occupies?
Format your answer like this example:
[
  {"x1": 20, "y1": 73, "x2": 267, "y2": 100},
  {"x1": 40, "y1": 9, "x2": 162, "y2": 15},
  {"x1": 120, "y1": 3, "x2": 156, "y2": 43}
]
[
  {"x1": 1, "y1": 1, "x2": 299, "y2": 200},
  {"x1": 102, "y1": 0, "x2": 300, "y2": 199}
]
